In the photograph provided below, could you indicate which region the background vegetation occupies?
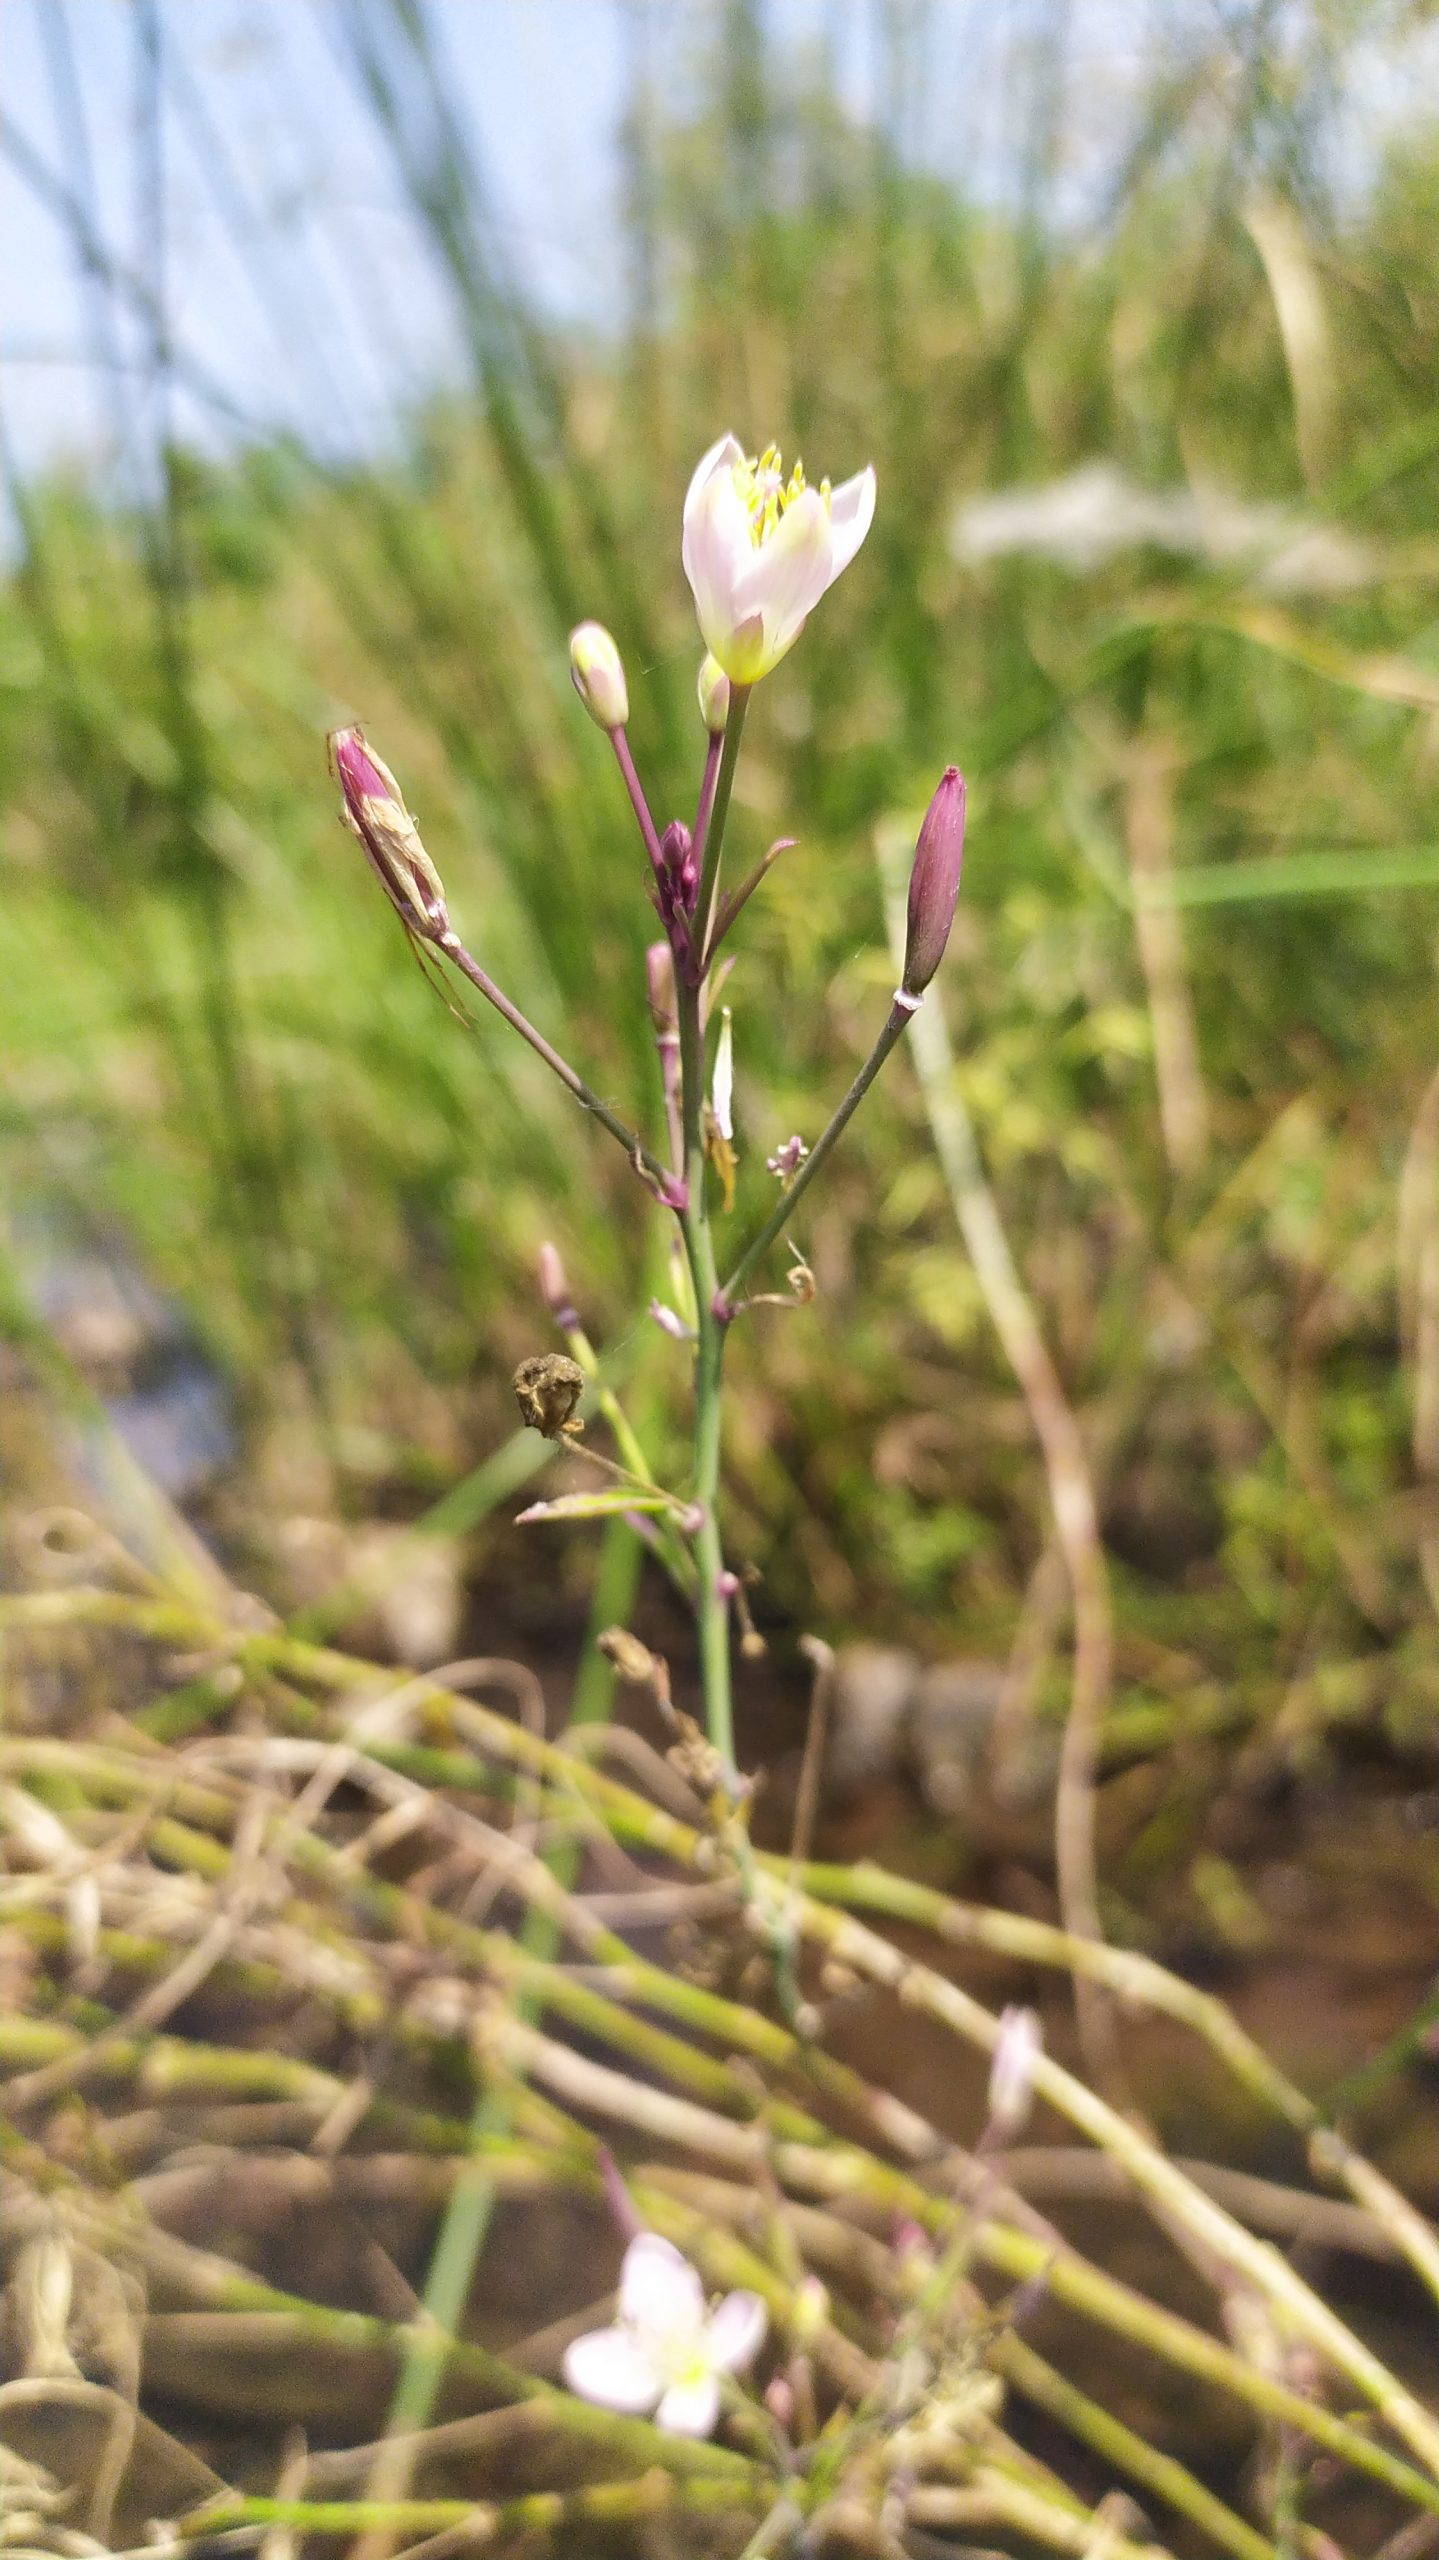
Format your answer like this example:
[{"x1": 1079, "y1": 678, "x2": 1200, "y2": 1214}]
[{"x1": 3, "y1": 0, "x2": 1438, "y2": 1849}]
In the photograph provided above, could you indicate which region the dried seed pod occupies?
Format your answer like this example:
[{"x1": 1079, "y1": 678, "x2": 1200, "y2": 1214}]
[{"x1": 512, "y1": 1352, "x2": 586, "y2": 1440}]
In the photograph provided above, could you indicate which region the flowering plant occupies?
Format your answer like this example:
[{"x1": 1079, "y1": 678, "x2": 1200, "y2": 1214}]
[
  {"x1": 563, "y1": 2232, "x2": 766, "y2": 2438},
  {"x1": 329, "y1": 432, "x2": 963, "y2": 1787}
]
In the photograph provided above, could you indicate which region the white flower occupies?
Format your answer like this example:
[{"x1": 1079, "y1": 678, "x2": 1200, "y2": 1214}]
[
  {"x1": 682, "y1": 435, "x2": 876, "y2": 685},
  {"x1": 562, "y1": 2232, "x2": 766, "y2": 2438}
]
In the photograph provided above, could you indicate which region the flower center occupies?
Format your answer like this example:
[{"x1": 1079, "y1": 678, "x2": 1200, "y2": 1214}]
[
  {"x1": 655, "y1": 2329, "x2": 713, "y2": 2389},
  {"x1": 733, "y1": 445, "x2": 831, "y2": 547}
]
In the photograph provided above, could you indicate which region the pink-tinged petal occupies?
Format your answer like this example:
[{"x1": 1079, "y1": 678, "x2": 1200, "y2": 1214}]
[
  {"x1": 682, "y1": 464, "x2": 753, "y2": 660},
  {"x1": 706, "y1": 2289, "x2": 767, "y2": 2375},
  {"x1": 562, "y1": 2326, "x2": 662, "y2": 2414},
  {"x1": 825, "y1": 465, "x2": 877, "y2": 577},
  {"x1": 655, "y1": 2376, "x2": 722, "y2": 2438},
  {"x1": 683, "y1": 432, "x2": 746, "y2": 525},
  {"x1": 619, "y1": 2233, "x2": 706, "y2": 2338},
  {"x1": 733, "y1": 488, "x2": 833, "y2": 672},
  {"x1": 330, "y1": 728, "x2": 392, "y2": 806}
]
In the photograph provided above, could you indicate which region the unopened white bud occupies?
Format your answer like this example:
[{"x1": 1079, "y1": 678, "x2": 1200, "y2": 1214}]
[
  {"x1": 569, "y1": 621, "x2": 629, "y2": 731},
  {"x1": 697, "y1": 653, "x2": 731, "y2": 735}
]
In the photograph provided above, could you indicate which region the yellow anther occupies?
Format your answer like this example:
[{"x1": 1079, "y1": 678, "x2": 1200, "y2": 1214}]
[{"x1": 732, "y1": 443, "x2": 815, "y2": 547}]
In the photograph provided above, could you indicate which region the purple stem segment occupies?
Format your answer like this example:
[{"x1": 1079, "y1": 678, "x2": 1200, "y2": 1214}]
[
  {"x1": 689, "y1": 728, "x2": 724, "y2": 894},
  {"x1": 609, "y1": 728, "x2": 665, "y2": 881}
]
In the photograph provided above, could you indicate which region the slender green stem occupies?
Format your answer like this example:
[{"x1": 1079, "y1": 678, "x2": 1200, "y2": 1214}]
[
  {"x1": 719, "y1": 997, "x2": 915, "y2": 1312},
  {"x1": 688, "y1": 1223, "x2": 734, "y2": 1772},
  {"x1": 676, "y1": 964, "x2": 735, "y2": 1771},
  {"x1": 441, "y1": 931, "x2": 676, "y2": 1197},
  {"x1": 691, "y1": 683, "x2": 751, "y2": 975},
  {"x1": 671, "y1": 685, "x2": 755, "y2": 1770}
]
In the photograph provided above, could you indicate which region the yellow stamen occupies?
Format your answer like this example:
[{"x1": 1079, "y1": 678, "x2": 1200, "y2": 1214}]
[{"x1": 732, "y1": 444, "x2": 831, "y2": 548}]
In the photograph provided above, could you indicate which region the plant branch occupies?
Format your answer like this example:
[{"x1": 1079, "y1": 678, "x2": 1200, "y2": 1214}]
[
  {"x1": 719, "y1": 998, "x2": 915, "y2": 1313},
  {"x1": 439, "y1": 930, "x2": 677, "y2": 1198}
]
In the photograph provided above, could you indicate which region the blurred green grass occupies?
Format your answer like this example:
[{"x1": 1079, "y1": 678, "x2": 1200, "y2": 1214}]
[{"x1": 2, "y1": 0, "x2": 1437, "y2": 1767}]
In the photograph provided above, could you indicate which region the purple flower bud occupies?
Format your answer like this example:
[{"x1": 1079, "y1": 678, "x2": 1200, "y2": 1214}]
[
  {"x1": 660, "y1": 819, "x2": 694, "y2": 891},
  {"x1": 568, "y1": 621, "x2": 629, "y2": 731},
  {"x1": 654, "y1": 821, "x2": 699, "y2": 962},
  {"x1": 328, "y1": 727, "x2": 449, "y2": 939},
  {"x1": 901, "y1": 765, "x2": 966, "y2": 998}
]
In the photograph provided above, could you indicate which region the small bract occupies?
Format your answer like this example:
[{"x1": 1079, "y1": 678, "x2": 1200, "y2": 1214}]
[{"x1": 563, "y1": 2231, "x2": 766, "y2": 2438}]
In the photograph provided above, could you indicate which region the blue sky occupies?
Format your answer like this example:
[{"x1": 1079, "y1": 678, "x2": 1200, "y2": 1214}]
[{"x1": 3, "y1": 0, "x2": 1435, "y2": 498}]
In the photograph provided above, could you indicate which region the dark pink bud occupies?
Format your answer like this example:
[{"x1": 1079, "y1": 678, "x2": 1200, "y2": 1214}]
[
  {"x1": 660, "y1": 819, "x2": 696, "y2": 901},
  {"x1": 901, "y1": 766, "x2": 966, "y2": 997}
]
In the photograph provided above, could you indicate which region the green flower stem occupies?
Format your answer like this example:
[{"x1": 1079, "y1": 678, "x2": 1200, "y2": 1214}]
[
  {"x1": 555, "y1": 1312, "x2": 694, "y2": 1599},
  {"x1": 684, "y1": 1207, "x2": 735, "y2": 1775},
  {"x1": 677, "y1": 835, "x2": 737, "y2": 1770},
  {"x1": 719, "y1": 998, "x2": 915, "y2": 1313},
  {"x1": 691, "y1": 683, "x2": 751, "y2": 974}
]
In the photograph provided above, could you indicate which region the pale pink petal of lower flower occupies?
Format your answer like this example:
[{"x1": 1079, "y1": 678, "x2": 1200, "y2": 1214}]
[
  {"x1": 619, "y1": 2232, "x2": 706, "y2": 2336},
  {"x1": 826, "y1": 465, "x2": 878, "y2": 577},
  {"x1": 706, "y1": 2289, "x2": 767, "y2": 2375},
  {"x1": 655, "y1": 2375, "x2": 722, "y2": 2438},
  {"x1": 562, "y1": 2326, "x2": 662, "y2": 2414}
]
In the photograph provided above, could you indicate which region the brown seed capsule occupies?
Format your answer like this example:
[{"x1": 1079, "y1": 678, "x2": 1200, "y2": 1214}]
[{"x1": 512, "y1": 1352, "x2": 586, "y2": 1440}]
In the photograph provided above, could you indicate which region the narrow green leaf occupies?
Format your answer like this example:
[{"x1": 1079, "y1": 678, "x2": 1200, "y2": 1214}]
[
  {"x1": 515, "y1": 1489, "x2": 677, "y2": 1525},
  {"x1": 1139, "y1": 846, "x2": 1439, "y2": 908}
]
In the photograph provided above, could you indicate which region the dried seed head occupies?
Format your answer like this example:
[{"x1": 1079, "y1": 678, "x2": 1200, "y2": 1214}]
[
  {"x1": 568, "y1": 621, "x2": 629, "y2": 731},
  {"x1": 512, "y1": 1352, "x2": 586, "y2": 1440},
  {"x1": 328, "y1": 727, "x2": 449, "y2": 939}
]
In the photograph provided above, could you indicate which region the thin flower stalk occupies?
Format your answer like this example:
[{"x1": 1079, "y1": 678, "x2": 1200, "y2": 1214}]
[
  {"x1": 440, "y1": 930, "x2": 680, "y2": 1202},
  {"x1": 718, "y1": 998, "x2": 916, "y2": 1316}
]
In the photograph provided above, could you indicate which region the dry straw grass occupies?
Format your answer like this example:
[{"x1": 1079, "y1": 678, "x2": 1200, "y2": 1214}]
[{"x1": 1, "y1": 1522, "x2": 1436, "y2": 2560}]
